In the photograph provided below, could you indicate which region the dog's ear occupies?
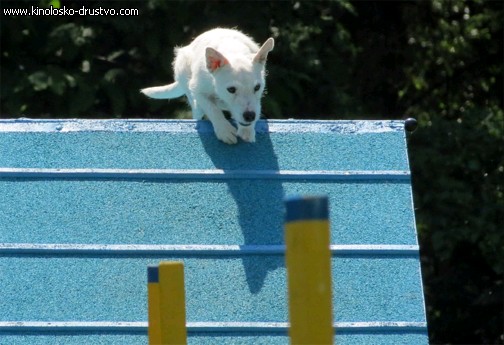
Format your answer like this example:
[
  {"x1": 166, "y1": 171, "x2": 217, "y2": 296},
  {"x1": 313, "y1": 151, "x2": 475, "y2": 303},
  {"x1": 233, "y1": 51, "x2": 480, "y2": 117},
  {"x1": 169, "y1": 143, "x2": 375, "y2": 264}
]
[
  {"x1": 253, "y1": 38, "x2": 274, "y2": 64},
  {"x1": 206, "y1": 47, "x2": 230, "y2": 72}
]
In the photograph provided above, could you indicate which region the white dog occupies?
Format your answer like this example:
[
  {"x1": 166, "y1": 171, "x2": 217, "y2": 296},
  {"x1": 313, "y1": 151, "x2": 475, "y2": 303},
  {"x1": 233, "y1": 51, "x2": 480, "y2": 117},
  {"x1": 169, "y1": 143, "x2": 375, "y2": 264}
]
[{"x1": 141, "y1": 28, "x2": 274, "y2": 144}]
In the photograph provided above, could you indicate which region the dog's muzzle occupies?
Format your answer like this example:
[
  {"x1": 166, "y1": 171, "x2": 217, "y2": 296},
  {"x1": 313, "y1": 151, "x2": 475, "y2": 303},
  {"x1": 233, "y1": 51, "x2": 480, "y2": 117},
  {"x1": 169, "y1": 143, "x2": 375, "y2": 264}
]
[
  {"x1": 240, "y1": 111, "x2": 256, "y2": 126},
  {"x1": 243, "y1": 111, "x2": 256, "y2": 122}
]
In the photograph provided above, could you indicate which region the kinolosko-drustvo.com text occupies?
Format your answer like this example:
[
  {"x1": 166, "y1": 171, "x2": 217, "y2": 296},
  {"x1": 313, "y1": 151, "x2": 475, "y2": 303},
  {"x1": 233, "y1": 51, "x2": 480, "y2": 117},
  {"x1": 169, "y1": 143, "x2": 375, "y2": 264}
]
[{"x1": 5, "y1": 5, "x2": 139, "y2": 16}]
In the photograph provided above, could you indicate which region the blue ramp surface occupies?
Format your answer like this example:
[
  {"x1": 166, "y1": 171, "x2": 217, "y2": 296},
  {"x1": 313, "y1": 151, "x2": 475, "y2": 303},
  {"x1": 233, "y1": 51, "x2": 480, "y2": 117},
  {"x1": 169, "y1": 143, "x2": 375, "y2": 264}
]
[{"x1": 0, "y1": 119, "x2": 428, "y2": 344}]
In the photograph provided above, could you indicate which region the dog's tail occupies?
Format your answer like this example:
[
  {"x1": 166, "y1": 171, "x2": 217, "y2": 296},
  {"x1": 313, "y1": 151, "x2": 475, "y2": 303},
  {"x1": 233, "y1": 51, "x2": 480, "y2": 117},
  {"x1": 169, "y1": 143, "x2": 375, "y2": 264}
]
[{"x1": 140, "y1": 82, "x2": 185, "y2": 99}]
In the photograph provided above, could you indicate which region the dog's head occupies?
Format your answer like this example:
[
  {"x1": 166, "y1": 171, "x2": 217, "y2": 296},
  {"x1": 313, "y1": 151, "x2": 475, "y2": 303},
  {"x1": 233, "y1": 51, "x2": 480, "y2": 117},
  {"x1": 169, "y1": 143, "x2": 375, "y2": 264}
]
[{"x1": 205, "y1": 38, "x2": 274, "y2": 128}]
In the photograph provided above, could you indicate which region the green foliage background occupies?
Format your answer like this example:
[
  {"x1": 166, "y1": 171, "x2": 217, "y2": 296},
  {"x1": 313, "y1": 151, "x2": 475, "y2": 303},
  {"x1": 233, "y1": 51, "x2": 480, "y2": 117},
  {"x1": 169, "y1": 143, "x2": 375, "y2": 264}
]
[{"x1": 1, "y1": 1, "x2": 502, "y2": 343}]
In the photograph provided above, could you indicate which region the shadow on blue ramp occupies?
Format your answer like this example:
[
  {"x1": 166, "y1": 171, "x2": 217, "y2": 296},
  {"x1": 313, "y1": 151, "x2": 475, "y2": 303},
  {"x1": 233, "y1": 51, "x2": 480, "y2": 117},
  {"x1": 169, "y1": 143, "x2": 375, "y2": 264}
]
[{"x1": 197, "y1": 121, "x2": 285, "y2": 294}]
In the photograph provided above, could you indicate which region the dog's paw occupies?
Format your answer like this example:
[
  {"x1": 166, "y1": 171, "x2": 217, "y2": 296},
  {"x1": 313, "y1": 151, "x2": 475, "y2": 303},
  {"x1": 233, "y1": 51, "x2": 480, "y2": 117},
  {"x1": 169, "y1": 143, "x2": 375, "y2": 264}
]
[
  {"x1": 237, "y1": 126, "x2": 256, "y2": 143},
  {"x1": 214, "y1": 121, "x2": 238, "y2": 144}
]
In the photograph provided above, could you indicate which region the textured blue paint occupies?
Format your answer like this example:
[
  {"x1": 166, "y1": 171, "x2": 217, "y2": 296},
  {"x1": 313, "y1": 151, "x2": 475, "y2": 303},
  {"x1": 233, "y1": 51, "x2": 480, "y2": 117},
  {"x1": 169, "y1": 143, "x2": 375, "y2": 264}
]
[
  {"x1": 0, "y1": 335, "x2": 147, "y2": 345},
  {"x1": 0, "y1": 256, "x2": 424, "y2": 323},
  {"x1": 0, "y1": 180, "x2": 417, "y2": 245},
  {"x1": 0, "y1": 333, "x2": 429, "y2": 345},
  {"x1": 0, "y1": 120, "x2": 409, "y2": 171},
  {"x1": 0, "y1": 119, "x2": 427, "y2": 344}
]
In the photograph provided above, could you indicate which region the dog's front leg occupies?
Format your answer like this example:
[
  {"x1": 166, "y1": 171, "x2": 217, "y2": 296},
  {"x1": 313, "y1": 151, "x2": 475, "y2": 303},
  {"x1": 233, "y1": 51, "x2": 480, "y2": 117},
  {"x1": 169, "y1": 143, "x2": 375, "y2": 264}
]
[
  {"x1": 237, "y1": 125, "x2": 256, "y2": 143},
  {"x1": 197, "y1": 95, "x2": 238, "y2": 144}
]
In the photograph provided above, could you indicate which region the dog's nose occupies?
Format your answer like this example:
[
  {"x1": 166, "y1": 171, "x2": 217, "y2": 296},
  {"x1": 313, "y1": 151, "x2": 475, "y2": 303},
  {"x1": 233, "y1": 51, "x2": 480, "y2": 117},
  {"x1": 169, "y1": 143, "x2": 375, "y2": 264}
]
[{"x1": 243, "y1": 111, "x2": 256, "y2": 122}]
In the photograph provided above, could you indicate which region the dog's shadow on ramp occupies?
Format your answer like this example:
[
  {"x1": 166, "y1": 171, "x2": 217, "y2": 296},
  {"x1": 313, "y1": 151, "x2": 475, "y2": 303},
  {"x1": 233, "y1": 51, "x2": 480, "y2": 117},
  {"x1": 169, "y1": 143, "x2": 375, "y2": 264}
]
[{"x1": 197, "y1": 121, "x2": 285, "y2": 294}]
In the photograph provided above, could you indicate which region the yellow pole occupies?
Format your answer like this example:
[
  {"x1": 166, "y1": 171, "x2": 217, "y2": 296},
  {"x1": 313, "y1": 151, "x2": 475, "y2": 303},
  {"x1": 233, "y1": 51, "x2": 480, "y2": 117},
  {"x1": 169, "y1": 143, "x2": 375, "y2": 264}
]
[
  {"x1": 148, "y1": 262, "x2": 187, "y2": 345},
  {"x1": 147, "y1": 265, "x2": 162, "y2": 344},
  {"x1": 285, "y1": 195, "x2": 333, "y2": 344}
]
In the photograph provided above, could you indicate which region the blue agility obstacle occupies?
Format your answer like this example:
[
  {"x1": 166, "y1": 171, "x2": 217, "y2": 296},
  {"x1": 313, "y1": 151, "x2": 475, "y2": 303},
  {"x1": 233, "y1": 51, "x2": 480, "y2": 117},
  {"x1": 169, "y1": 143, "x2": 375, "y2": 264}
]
[{"x1": 0, "y1": 119, "x2": 427, "y2": 344}]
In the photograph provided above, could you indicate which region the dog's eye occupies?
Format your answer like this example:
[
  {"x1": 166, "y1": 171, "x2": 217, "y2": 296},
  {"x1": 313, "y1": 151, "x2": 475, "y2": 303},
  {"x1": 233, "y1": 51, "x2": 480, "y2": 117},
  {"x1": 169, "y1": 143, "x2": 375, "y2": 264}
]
[
  {"x1": 254, "y1": 84, "x2": 261, "y2": 92},
  {"x1": 227, "y1": 87, "x2": 236, "y2": 94}
]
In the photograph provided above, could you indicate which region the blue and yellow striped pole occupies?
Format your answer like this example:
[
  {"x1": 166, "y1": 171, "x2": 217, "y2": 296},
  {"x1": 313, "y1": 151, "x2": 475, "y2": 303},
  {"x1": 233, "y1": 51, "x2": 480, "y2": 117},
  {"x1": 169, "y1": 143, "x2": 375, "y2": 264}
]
[
  {"x1": 147, "y1": 262, "x2": 187, "y2": 345},
  {"x1": 285, "y1": 195, "x2": 333, "y2": 344}
]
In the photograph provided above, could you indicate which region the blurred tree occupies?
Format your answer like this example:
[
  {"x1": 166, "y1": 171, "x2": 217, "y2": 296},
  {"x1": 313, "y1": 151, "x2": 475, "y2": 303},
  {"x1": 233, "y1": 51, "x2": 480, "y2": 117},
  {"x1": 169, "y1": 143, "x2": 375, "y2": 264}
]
[
  {"x1": 399, "y1": 0, "x2": 503, "y2": 343},
  {"x1": 1, "y1": 0, "x2": 502, "y2": 343}
]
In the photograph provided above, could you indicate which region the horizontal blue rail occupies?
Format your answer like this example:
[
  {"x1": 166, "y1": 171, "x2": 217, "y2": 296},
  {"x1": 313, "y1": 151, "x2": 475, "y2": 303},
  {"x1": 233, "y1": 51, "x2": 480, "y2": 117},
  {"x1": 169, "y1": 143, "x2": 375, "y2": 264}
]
[
  {"x1": 0, "y1": 168, "x2": 410, "y2": 181},
  {"x1": 0, "y1": 321, "x2": 427, "y2": 334},
  {"x1": 0, "y1": 243, "x2": 420, "y2": 256}
]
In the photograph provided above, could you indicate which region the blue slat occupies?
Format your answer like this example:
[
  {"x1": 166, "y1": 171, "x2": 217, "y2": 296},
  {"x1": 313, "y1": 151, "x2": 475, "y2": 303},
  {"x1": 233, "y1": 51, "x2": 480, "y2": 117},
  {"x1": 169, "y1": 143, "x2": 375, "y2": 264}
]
[
  {"x1": 0, "y1": 243, "x2": 420, "y2": 256},
  {"x1": 0, "y1": 256, "x2": 426, "y2": 323},
  {"x1": 0, "y1": 119, "x2": 405, "y2": 134},
  {"x1": 0, "y1": 180, "x2": 417, "y2": 245},
  {"x1": 0, "y1": 321, "x2": 428, "y2": 345},
  {"x1": 0, "y1": 168, "x2": 410, "y2": 181},
  {"x1": 0, "y1": 120, "x2": 410, "y2": 172},
  {"x1": 0, "y1": 321, "x2": 427, "y2": 333}
]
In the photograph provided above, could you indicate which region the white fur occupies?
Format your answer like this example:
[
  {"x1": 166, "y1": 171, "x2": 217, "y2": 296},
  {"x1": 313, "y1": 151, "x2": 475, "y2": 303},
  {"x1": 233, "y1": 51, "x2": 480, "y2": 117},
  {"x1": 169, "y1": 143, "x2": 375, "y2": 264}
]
[{"x1": 141, "y1": 28, "x2": 274, "y2": 144}]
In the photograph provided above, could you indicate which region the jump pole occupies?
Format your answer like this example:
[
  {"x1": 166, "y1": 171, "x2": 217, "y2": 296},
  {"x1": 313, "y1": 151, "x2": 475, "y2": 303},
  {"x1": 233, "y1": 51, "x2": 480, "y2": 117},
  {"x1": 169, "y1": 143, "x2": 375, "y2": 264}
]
[
  {"x1": 147, "y1": 262, "x2": 187, "y2": 344},
  {"x1": 285, "y1": 195, "x2": 334, "y2": 344}
]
